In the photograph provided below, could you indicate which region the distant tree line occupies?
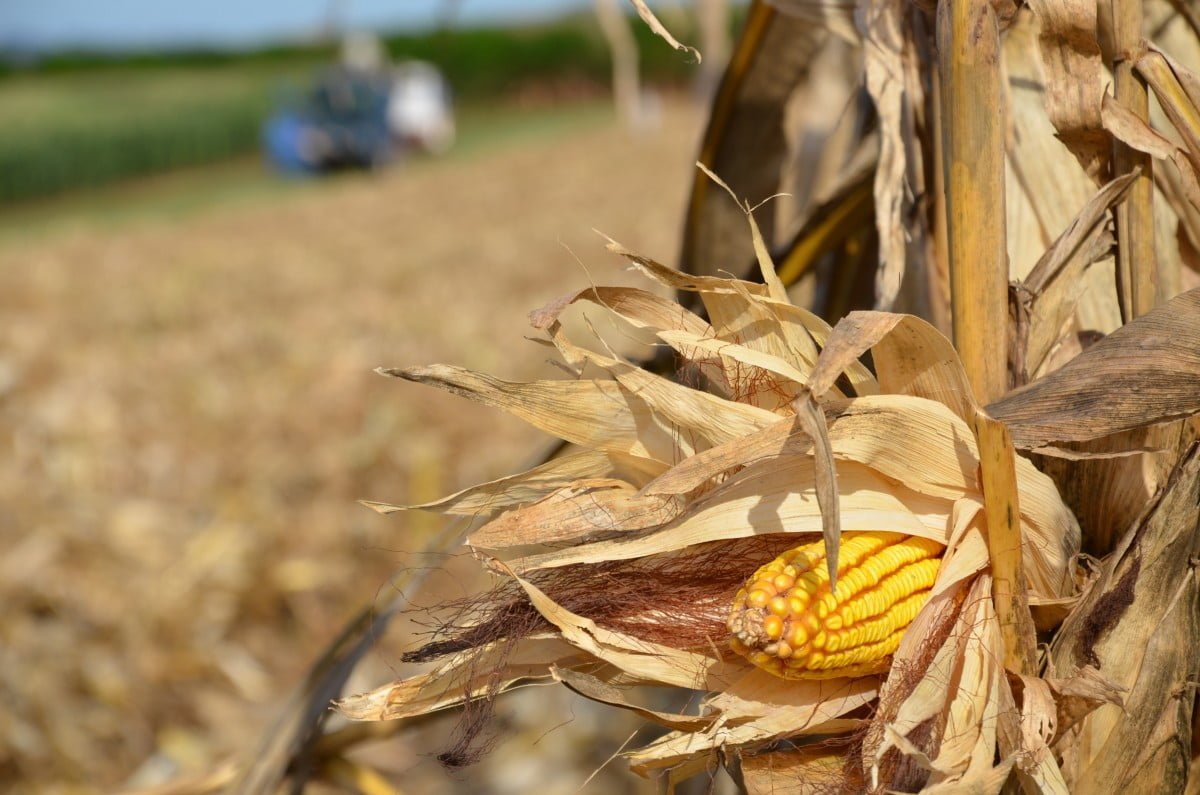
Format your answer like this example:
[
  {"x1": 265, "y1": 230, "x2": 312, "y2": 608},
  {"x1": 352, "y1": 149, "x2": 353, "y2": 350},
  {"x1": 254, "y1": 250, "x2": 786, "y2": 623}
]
[
  {"x1": 0, "y1": 13, "x2": 745, "y2": 203},
  {"x1": 1, "y1": 13, "x2": 732, "y2": 98}
]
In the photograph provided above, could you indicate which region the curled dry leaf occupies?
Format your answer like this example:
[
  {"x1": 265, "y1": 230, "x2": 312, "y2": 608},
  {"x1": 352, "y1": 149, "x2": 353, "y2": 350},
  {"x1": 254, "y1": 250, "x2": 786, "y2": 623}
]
[
  {"x1": 1024, "y1": 0, "x2": 1112, "y2": 178},
  {"x1": 625, "y1": 0, "x2": 700, "y2": 62},
  {"x1": 859, "y1": 0, "x2": 911, "y2": 309},
  {"x1": 1013, "y1": 172, "x2": 1137, "y2": 382},
  {"x1": 1050, "y1": 443, "x2": 1200, "y2": 792},
  {"x1": 738, "y1": 741, "x2": 866, "y2": 795},
  {"x1": 679, "y1": 1, "x2": 827, "y2": 281},
  {"x1": 990, "y1": 288, "x2": 1200, "y2": 449},
  {"x1": 360, "y1": 449, "x2": 636, "y2": 518},
  {"x1": 341, "y1": 246, "x2": 1083, "y2": 789},
  {"x1": 1137, "y1": 47, "x2": 1200, "y2": 169},
  {"x1": 991, "y1": 288, "x2": 1200, "y2": 561}
]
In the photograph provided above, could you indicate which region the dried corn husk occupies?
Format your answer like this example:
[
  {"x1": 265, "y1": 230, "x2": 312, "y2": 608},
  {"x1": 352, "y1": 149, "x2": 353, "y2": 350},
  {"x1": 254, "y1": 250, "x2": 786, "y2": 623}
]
[
  {"x1": 326, "y1": 3, "x2": 1200, "y2": 781},
  {"x1": 206, "y1": 0, "x2": 1200, "y2": 789},
  {"x1": 1047, "y1": 444, "x2": 1200, "y2": 792},
  {"x1": 339, "y1": 244, "x2": 1084, "y2": 791}
]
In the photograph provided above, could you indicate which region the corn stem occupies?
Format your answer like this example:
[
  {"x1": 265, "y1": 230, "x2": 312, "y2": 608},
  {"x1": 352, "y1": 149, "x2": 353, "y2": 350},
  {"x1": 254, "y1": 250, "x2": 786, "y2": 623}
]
[
  {"x1": 936, "y1": 0, "x2": 1008, "y2": 403},
  {"x1": 939, "y1": 0, "x2": 1036, "y2": 674},
  {"x1": 973, "y1": 410, "x2": 1038, "y2": 675},
  {"x1": 1112, "y1": 0, "x2": 1157, "y2": 320}
]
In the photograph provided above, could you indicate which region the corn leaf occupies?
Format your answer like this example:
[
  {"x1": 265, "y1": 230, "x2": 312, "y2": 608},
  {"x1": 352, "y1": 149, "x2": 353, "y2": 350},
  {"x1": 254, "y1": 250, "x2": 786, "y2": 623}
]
[
  {"x1": 360, "y1": 449, "x2": 624, "y2": 518},
  {"x1": 529, "y1": 285, "x2": 713, "y2": 339},
  {"x1": 679, "y1": 1, "x2": 826, "y2": 279},
  {"x1": 808, "y1": 310, "x2": 975, "y2": 424},
  {"x1": 860, "y1": 0, "x2": 911, "y2": 308},
  {"x1": 1137, "y1": 47, "x2": 1200, "y2": 169},
  {"x1": 550, "y1": 666, "x2": 713, "y2": 732},
  {"x1": 739, "y1": 744, "x2": 864, "y2": 795},
  {"x1": 1049, "y1": 443, "x2": 1200, "y2": 791},
  {"x1": 1009, "y1": 675, "x2": 1070, "y2": 793},
  {"x1": 625, "y1": 0, "x2": 699, "y2": 61},
  {"x1": 467, "y1": 481, "x2": 678, "y2": 550},
  {"x1": 628, "y1": 675, "x2": 877, "y2": 774},
  {"x1": 381, "y1": 365, "x2": 679, "y2": 467},
  {"x1": 509, "y1": 459, "x2": 952, "y2": 573},
  {"x1": 543, "y1": 321, "x2": 780, "y2": 446},
  {"x1": 1024, "y1": 0, "x2": 1111, "y2": 178},
  {"x1": 501, "y1": 561, "x2": 744, "y2": 690},
  {"x1": 794, "y1": 392, "x2": 841, "y2": 586},
  {"x1": 1003, "y1": 18, "x2": 1106, "y2": 283},
  {"x1": 335, "y1": 637, "x2": 584, "y2": 721},
  {"x1": 923, "y1": 575, "x2": 1005, "y2": 786},
  {"x1": 1016, "y1": 172, "x2": 1135, "y2": 379},
  {"x1": 989, "y1": 288, "x2": 1200, "y2": 448}
]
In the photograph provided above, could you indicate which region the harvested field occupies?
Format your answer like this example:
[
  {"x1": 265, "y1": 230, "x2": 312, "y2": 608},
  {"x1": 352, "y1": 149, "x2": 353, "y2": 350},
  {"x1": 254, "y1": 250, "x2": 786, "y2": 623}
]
[{"x1": 0, "y1": 98, "x2": 704, "y2": 793}]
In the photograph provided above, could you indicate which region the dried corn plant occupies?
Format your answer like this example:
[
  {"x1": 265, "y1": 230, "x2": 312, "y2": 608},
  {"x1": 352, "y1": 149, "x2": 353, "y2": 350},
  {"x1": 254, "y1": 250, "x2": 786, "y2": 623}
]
[
  {"x1": 331, "y1": 235, "x2": 1200, "y2": 792},
  {"x1": 341, "y1": 234, "x2": 1089, "y2": 789},
  {"x1": 221, "y1": 0, "x2": 1200, "y2": 792}
]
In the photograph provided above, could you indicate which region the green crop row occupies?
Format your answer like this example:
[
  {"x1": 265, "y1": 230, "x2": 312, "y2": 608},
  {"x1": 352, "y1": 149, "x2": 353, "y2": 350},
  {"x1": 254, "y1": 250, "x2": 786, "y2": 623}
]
[
  {"x1": 0, "y1": 98, "x2": 271, "y2": 203},
  {"x1": 0, "y1": 13, "x2": 713, "y2": 204}
]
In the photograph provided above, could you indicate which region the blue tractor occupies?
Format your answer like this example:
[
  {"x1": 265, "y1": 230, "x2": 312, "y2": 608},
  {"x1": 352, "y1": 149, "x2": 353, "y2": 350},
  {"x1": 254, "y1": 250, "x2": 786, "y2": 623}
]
[{"x1": 263, "y1": 66, "x2": 394, "y2": 174}]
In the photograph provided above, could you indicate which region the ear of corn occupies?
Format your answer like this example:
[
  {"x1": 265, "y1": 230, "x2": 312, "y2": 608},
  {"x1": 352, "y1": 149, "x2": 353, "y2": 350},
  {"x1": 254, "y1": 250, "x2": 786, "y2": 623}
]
[
  {"x1": 728, "y1": 532, "x2": 943, "y2": 679},
  {"x1": 353, "y1": 224, "x2": 1086, "y2": 787}
]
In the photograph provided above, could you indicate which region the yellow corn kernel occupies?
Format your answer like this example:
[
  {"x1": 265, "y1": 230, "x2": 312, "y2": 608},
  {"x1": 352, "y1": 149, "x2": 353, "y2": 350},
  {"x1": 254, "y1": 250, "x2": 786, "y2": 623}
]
[
  {"x1": 727, "y1": 533, "x2": 943, "y2": 680},
  {"x1": 746, "y1": 589, "x2": 771, "y2": 609}
]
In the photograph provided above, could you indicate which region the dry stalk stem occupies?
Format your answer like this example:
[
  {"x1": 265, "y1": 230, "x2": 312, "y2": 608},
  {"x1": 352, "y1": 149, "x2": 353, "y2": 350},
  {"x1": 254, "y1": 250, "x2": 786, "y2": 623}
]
[
  {"x1": 1135, "y1": 51, "x2": 1200, "y2": 159},
  {"x1": 939, "y1": 0, "x2": 1035, "y2": 682},
  {"x1": 973, "y1": 409, "x2": 1038, "y2": 675},
  {"x1": 936, "y1": 0, "x2": 1008, "y2": 404},
  {"x1": 1111, "y1": 0, "x2": 1157, "y2": 320},
  {"x1": 930, "y1": 64, "x2": 951, "y2": 335}
]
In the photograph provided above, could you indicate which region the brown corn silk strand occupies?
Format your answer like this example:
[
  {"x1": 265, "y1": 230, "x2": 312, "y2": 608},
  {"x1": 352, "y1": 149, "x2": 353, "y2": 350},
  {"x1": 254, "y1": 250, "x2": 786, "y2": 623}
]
[
  {"x1": 406, "y1": 535, "x2": 806, "y2": 667},
  {"x1": 399, "y1": 535, "x2": 806, "y2": 767}
]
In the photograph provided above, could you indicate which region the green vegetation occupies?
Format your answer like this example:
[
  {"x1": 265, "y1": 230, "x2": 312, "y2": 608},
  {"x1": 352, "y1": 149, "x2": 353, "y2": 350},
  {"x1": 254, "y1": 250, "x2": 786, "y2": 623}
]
[
  {"x1": 0, "y1": 13, "x2": 706, "y2": 204},
  {"x1": 0, "y1": 65, "x2": 297, "y2": 203},
  {"x1": 0, "y1": 99, "x2": 614, "y2": 244},
  {"x1": 382, "y1": 19, "x2": 700, "y2": 97}
]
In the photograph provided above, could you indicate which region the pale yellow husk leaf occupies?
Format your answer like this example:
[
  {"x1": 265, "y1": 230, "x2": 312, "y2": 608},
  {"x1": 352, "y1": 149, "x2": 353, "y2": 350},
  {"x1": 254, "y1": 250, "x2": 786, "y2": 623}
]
[
  {"x1": 337, "y1": 636, "x2": 586, "y2": 721},
  {"x1": 360, "y1": 448, "x2": 642, "y2": 518},
  {"x1": 351, "y1": 253, "x2": 1082, "y2": 787},
  {"x1": 628, "y1": 673, "x2": 878, "y2": 776}
]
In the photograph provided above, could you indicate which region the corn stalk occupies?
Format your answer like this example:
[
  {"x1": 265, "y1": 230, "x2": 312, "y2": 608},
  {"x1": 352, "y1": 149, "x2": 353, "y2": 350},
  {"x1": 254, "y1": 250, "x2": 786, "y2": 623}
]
[
  {"x1": 937, "y1": 0, "x2": 1008, "y2": 405},
  {"x1": 1112, "y1": 0, "x2": 1158, "y2": 320},
  {"x1": 216, "y1": 1, "x2": 1200, "y2": 793}
]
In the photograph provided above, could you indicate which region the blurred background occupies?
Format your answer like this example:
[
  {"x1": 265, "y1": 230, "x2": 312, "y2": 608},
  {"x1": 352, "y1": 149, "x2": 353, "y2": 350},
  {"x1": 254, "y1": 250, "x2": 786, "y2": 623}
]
[{"x1": 0, "y1": 1, "x2": 742, "y2": 792}]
